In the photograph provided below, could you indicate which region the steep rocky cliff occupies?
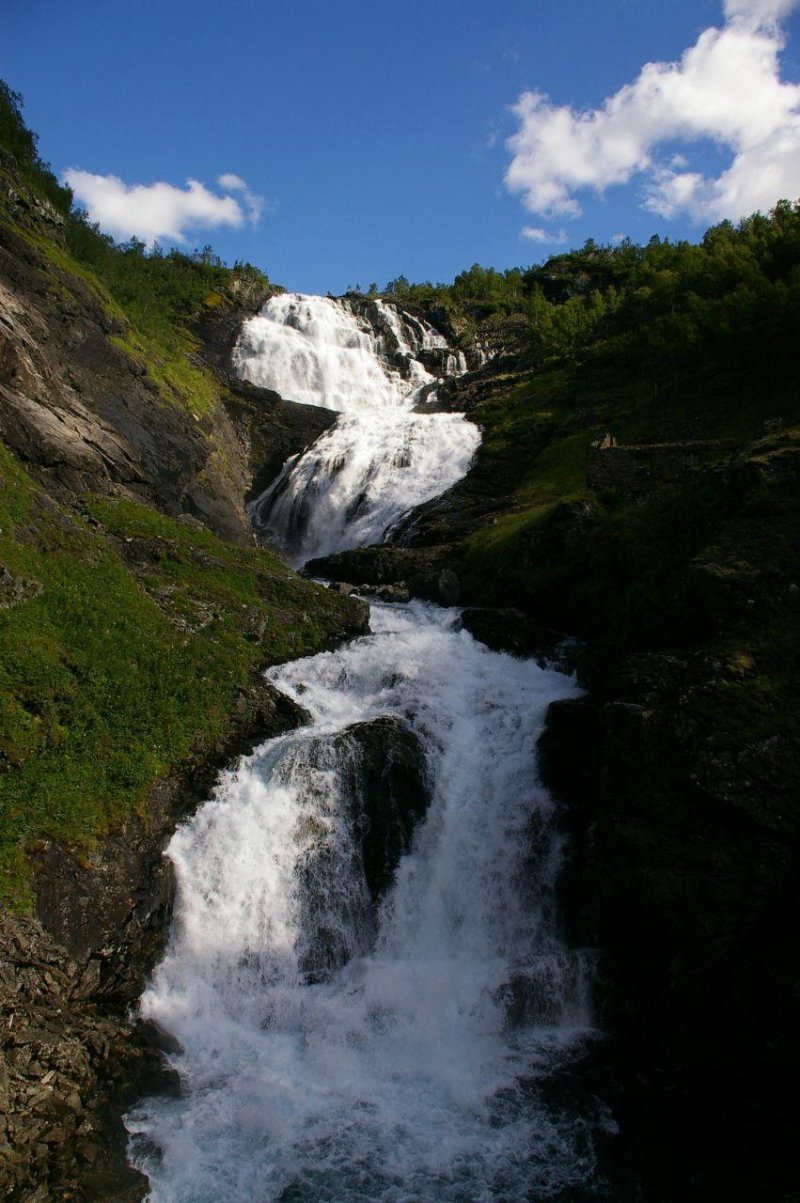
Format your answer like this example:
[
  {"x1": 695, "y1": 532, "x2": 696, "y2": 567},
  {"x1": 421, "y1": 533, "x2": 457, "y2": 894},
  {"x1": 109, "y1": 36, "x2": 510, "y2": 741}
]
[{"x1": 0, "y1": 128, "x2": 370, "y2": 1199}]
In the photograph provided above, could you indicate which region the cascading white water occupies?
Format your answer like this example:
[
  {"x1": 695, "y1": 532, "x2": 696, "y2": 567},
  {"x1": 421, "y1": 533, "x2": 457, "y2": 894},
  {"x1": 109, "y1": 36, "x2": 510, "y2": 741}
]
[
  {"x1": 232, "y1": 294, "x2": 480, "y2": 563},
  {"x1": 129, "y1": 602, "x2": 601, "y2": 1202},
  {"x1": 128, "y1": 292, "x2": 605, "y2": 1202}
]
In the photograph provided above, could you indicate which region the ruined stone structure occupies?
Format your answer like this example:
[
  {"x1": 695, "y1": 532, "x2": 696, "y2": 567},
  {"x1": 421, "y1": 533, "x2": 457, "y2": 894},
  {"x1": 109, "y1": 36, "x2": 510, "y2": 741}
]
[{"x1": 587, "y1": 437, "x2": 741, "y2": 496}]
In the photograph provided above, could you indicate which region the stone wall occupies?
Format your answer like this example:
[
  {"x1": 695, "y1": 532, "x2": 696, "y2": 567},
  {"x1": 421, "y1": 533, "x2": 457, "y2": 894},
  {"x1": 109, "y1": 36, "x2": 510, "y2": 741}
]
[{"x1": 587, "y1": 438, "x2": 741, "y2": 496}]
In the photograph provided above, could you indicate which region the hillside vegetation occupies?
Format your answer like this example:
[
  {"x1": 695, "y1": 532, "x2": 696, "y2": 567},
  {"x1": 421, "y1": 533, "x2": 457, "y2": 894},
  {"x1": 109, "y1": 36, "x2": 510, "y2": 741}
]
[
  {"x1": 0, "y1": 84, "x2": 365, "y2": 908},
  {"x1": 370, "y1": 201, "x2": 800, "y2": 656}
]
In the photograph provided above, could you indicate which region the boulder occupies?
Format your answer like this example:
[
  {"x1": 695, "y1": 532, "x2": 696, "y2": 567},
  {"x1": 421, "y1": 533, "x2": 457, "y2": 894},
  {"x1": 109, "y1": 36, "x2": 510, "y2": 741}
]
[{"x1": 336, "y1": 715, "x2": 431, "y2": 902}]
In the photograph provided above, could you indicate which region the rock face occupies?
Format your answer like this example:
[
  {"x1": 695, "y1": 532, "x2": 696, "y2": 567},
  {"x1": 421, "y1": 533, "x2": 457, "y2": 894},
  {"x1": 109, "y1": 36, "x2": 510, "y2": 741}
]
[
  {"x1": 335, "y1": 715, "x2": 431, "y2": 903},
  {"x1": 0, "y1": 220, "x2": 336, "y2": 547},
  {"x1": 0, "y1": 913, "x2": 159, "y2": 1203},
  {"x1": 0, "y1": 680, "x2": 311, "y2": 1201},
  {"x1": 193, "y1": 301, "x2": 339, "y2": 506},
  {"x1": 305, "y1": 546, "x2": 461, "y2": 606},
  {"x1": 585, "y1": 438, "x2": 741, "y2": 497},
  {"x1": 296, "y1": 716, "x2": 431, "y2": 985},
  {"x1": 538, "y1": 645, "x2": 800, "y2": 1194}
]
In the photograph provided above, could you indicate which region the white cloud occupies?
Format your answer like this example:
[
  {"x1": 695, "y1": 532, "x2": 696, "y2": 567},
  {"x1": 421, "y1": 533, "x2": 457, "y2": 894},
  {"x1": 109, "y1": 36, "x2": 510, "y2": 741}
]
[
  {"x1": 505, "y1": 0, "x2": 800, "y2": 225},
  {"x1": 216, "y1": 173, "x2": 264, "y2": 225},
  {"x1": 724, "y1": 0, "x2": 799, "y2": 26},
  {"x1": 521, "y1": 225, "x2": 568, "y2": 244},
  {"x1": 63, "y1": 170, "x2": 265, "y2": 244}
]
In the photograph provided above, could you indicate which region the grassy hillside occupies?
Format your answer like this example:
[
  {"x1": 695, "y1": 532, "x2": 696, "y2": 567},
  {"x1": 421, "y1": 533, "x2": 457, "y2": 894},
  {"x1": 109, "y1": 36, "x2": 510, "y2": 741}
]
[
  {"x1": 1, "y1": 80, "x2": 274, "y2": 417},
  {"x1": 0, "y1": 444, "x2": 363, "y2": 908},
  {"x1": 0, "y1": 84, "x2": 366, "y2": 909},
  {"x1": 374, "y1": 201, "x2": 800, "y2": 655}
]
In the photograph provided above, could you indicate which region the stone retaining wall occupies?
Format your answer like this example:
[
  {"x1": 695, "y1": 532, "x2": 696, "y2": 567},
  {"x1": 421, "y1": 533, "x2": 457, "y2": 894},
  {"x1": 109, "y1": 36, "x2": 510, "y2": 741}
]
[{"x1": 587, "y1": 439, "x2": 741, "y2": 496}]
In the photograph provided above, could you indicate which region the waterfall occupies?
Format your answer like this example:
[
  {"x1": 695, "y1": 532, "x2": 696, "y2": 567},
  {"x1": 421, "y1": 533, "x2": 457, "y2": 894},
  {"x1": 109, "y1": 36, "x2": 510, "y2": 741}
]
[
  {"x1": 129, "y1": 604, "x2": 601, "y2": 1202},
  {"x1": 128, "y1": 293, "x2": 605, "y2": 1202},
  {"x1": 232, "y1": 294, "x2": 480, "y2": 563}
]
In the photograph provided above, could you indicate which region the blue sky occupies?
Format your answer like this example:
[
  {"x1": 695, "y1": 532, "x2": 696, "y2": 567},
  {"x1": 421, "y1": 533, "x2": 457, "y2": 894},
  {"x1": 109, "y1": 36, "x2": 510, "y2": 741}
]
[{"x1": 3, "y1": 0, "x2": 800, "y2": 293}]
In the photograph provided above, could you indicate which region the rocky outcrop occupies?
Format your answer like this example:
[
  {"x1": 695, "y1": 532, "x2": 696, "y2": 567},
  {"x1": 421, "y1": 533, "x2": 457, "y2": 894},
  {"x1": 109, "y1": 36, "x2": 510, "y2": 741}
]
[
  {"x1": 0, "y1": 678, "x2": 315, "y2": 1201},
  {"x1": 0, "y1": 220, "x2": 336, "y2": 547},
  {"x1": 0, "y1": 912, "x2": 156, "y2": 1203},
  {"x1": 305, "y1": 546, "x2": 462, "y2": 606},
  {"x1": 335, "y1": 715, "x2": 431, "y2": 903},
  {"x1": 294, "y1": 716, "x2": 431, "y2": 985},
  {"x1": 538, "y1": 640, "x2": 800, "y2": 1195},
  {"x1": 193, "y1": 302, "x2": 338, "y2": 505},
  {"x1": 586, "y1": 437, "x2": 741, "y2": 497},
  {"x1": 456, "y1": 606, "x2": 577, "y2": 663}
]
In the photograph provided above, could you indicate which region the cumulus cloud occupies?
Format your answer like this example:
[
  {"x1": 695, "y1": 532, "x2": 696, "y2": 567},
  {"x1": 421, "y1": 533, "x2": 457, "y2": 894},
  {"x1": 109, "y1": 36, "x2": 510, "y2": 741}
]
[
  {"x1": 63, "y1": 170, "x2": 265, "y2": 244},
  {"x1": 505, "y1": 0, "x2": 800, "y2": 226},
  {"x1": 521, "y1": 225, "x2": 568, "y2": 244},
  {"x1": 724, "y1": 0, "x2": 798, "y2": 26},
  {"x1": 216, "y1": 173, "x2": 264, "y2": 225}
]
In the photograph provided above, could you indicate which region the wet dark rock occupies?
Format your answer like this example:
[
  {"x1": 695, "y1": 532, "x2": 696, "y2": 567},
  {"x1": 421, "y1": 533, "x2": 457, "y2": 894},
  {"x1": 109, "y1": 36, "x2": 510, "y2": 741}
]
[
  {"x1": 196, "y1": 302, "x2": 338, "y2": 505},
  {"x1": 295, "y1": 716, "x2": 431, "y2": 985},
  {"x1": 354, "y1": 582, "x2": 411, "y2": 603},
  {"x1": 539, "y1": 643, "x2": 800, "y2": 1191},
  {"x1": 457, "y1": 606, "x2": 571, "y2": 660},
  {"x1": 335, "y1": 715, "x2": 432, "y2": 903},
  {"x1": 305, "y1": 544, "x2": 453, "y2": 591},
  {"x1": 408, "y1": 566, "x2": 460, "y2": 605}
]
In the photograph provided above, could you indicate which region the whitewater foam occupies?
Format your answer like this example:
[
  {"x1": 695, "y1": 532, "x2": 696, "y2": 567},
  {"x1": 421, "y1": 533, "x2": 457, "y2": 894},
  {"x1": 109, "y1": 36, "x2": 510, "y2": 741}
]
[
  {"x1": 233, "y1": 294, "x2": 479, "y2": 563},
  {"x1": 129, "y1": 602, "x2": 598, "y2": 1202}
]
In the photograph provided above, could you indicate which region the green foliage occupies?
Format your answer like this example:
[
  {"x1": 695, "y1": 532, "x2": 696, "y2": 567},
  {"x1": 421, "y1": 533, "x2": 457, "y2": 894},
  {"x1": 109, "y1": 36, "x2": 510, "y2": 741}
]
[
  {"x1": 0, "y1": 81, "x2": 72, "y2": 214},
  {"x1": 62, "y1": 227, "x2": 273, "y2": 413},
  {"x1": 385, "y1": 203, "x2": 800, "y2": 385},
  {"x1": 0, "y1": 450, "x2": 361, "y2": 908},
  {"x1": 0, "y1": 78, "x2": 273, "y2": 417}
]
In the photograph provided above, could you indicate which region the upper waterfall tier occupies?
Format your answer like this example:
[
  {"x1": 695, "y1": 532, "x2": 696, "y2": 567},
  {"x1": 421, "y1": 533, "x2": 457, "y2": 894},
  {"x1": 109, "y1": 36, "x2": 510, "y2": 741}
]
[
  {"x1": 233, "y1": 293, "x2": 457, "y2": 412},
  {"x1": 232, "y1": 294, "x2": 480, "y2": 564}
]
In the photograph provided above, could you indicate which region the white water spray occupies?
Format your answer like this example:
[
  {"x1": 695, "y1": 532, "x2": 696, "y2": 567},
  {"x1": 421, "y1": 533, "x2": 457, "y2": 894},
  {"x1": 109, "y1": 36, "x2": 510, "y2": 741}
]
[
  {"x1": 233, "y1": 294, "x2": 479, "y2": 563},
  {"x1": 129, "y1": 603, "x2": 598, "y2": 1202}
]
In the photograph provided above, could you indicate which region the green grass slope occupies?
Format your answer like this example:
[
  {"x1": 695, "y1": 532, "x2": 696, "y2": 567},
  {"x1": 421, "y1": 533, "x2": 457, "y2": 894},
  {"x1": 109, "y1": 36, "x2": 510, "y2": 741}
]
[
  {"x1": 0, "y1": 84, "x2": 366, "y2": 908},
  {"x1": 0, "y1": 447, "x2": 364, "y2": 908}
]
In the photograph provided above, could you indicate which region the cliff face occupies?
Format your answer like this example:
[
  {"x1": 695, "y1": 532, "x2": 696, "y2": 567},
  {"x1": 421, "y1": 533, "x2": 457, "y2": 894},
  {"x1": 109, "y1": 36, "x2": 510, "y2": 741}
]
[
  {"x1": 0, "y1": 213, "x2": 335, "y2": 546},
  {"x1": 0, "y1": 160, "x2": 370, "y2": 1199}
]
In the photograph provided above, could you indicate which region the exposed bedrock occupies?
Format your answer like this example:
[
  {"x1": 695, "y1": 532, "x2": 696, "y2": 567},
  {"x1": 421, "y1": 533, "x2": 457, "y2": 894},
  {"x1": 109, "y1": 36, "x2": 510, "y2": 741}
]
[
  {"x1": 296, "y1": 715, "x2": 432, "y2": 984},
  {"x1": 0, "y1": 221, "x2": 336, "y2": 546},
  {"x1": 305, "y1": 546, "x2": 463, "y2": 606},
  {"x1": 336, "y1": 715, "x2": 431, "y2": 903},
  {"x1": 538, "y1": 652, "x2": 800, "y2": 1194},
  {"x1": 0, "y1": 680, "x2": 310, "y2": 1202}
]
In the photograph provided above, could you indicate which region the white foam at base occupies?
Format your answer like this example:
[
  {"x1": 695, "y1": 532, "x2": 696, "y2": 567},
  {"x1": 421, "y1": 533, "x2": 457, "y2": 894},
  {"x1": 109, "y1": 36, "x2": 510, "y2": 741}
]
[{"x1": 128, "y1": 602, "x2": 599, "y2": 1203}]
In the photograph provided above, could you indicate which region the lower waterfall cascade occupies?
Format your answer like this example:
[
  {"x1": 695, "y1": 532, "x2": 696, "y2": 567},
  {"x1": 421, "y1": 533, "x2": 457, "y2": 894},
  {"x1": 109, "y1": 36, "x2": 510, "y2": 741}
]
[{"x1": 128, "y1": 295, "x2": 607, "y2": 1201}]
